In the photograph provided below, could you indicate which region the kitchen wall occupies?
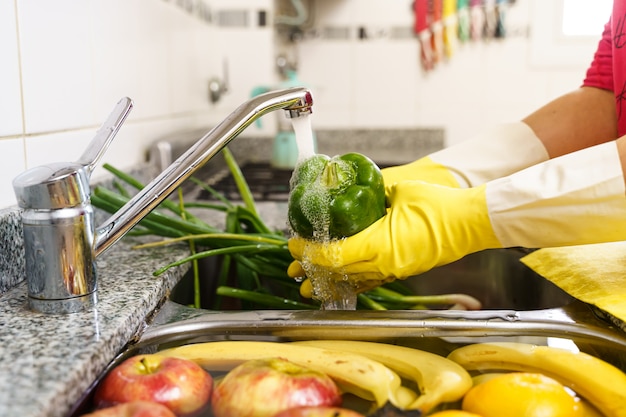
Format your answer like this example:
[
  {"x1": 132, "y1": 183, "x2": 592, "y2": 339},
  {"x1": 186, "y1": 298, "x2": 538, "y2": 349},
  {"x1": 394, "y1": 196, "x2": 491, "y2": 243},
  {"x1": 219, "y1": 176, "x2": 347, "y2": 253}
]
[
  {"x1": 0, "y1": 0, "x2": 277, "y2": 210},
  {"x1": 0, "y1": 0, "x2": 603, "y2": 209},
  {"x1": 289, "y1": 0, "x2": 602, "y2": 142}
]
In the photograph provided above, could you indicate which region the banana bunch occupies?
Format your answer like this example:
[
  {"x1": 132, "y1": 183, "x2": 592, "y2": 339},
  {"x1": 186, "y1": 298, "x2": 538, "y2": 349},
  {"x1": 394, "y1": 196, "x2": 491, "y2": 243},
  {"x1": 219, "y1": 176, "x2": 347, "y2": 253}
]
[
  {"x1": 157, "y1": 340, "x2": 405, "y2": 408},
  {"x1": 448, "y1": 342, "x2": 626, "y2": 417},
  {"x1": 157, "y1": 340, "x2": 471, "y2": 412},
  {"x1": 291, "y1": 340, "x2": 472, "y2": 414}
]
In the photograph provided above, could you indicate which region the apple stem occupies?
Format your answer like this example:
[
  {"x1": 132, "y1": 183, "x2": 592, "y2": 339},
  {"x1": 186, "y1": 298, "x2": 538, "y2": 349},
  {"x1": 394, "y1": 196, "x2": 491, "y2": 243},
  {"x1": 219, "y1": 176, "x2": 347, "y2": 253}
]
[{"x1": 140, "y1": 357, "x2": 154, "y2": 374}]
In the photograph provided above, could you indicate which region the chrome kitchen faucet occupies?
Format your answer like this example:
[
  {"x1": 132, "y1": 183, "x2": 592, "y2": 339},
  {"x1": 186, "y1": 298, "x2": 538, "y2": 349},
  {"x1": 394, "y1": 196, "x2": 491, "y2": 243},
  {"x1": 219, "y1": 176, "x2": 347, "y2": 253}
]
[{"x1": 12, "y1": 87, "x2": 313, "y2": 314}]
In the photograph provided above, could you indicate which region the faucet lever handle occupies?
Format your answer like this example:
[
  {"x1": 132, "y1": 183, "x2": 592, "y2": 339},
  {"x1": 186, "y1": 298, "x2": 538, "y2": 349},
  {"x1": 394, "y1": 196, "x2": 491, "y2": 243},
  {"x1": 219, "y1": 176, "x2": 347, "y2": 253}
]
[
  {"x1": 13, "y1": 97, "x2": 134, "y2": 210},
  {"x1": 77, "y1": 97, "x2": 134, "y2": 175}
]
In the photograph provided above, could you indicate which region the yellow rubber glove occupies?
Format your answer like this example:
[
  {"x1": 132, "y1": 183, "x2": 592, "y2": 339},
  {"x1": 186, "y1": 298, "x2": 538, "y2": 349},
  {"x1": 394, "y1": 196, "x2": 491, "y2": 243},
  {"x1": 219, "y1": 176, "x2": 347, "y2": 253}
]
[
  {"x1": 381, "y1": 156, "x2": 462, "y2": 189},
  {"x1": 290, "y1": 141, "x2": 626, "y2": 297},
  {"x1": 289, "y1": 181, "x2": 502, "y2": 291},
  {"x1": 289, "y1": 156, "x2": 463, "y2": 295}
]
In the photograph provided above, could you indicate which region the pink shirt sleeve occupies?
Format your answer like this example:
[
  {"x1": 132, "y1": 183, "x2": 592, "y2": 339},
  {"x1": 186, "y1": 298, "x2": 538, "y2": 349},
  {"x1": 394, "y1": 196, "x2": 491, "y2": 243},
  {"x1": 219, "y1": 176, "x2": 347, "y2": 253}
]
[{"x1": 583, "y1": 21, "x2": 613, "y2": 92}]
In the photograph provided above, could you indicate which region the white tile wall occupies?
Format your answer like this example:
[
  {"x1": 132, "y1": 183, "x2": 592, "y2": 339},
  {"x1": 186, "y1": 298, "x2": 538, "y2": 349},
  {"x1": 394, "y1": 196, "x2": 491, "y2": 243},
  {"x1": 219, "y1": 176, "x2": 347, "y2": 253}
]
[
  {"x1": 18, "y1": 0, "x2": 96, "y2": 133},
  {"x1": 0, "y1": 1, "x2": 25, "y2": 206},
  {"x1": 0, "y1": 0, "x2": 274, "y2": 209},
  {"x1": 0, "y1": 0, "x2": 599, "y2": 209},
  {"x1": 0, "y1": 1, "x2": 22, "y2": 138}
]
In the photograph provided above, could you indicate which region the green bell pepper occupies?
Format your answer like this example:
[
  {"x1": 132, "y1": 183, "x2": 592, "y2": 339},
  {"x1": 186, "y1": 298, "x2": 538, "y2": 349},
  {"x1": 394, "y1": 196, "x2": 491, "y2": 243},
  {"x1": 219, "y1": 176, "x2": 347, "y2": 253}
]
[{"x1": 288, "y1": 152, "x2": 386, "y2": 240}]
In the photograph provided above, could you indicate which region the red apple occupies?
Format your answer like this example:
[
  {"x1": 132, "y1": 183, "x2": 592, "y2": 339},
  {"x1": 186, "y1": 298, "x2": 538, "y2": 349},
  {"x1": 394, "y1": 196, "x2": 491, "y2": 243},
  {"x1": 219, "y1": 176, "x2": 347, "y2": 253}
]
[
  {"x1": 81, "y1": 401, "x2": 176, "y2": 417},
  {"x1": 211, "y1": 357, "x2": 342, "y2": 417},
  {"x1": 273, "y1": 406, "x2": 366, "y2": 417},
  {"x1": 93, "y1": 354, "x2": 212, "y2": 416}
]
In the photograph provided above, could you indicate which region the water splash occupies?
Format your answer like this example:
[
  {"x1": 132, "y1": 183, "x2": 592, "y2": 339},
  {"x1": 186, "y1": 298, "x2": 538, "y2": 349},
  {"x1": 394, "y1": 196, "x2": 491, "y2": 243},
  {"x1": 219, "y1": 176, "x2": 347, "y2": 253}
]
[{"x1": 290, "y1": 112, "x2": 359, "y2": 311}]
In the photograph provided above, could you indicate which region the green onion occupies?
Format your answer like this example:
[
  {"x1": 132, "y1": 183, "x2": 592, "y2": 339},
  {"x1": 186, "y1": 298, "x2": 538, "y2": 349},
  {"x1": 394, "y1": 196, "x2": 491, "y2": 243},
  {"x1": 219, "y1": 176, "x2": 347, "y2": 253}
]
[{"x1": 216, "y1": 286, "x2": 316, "y2": 309}]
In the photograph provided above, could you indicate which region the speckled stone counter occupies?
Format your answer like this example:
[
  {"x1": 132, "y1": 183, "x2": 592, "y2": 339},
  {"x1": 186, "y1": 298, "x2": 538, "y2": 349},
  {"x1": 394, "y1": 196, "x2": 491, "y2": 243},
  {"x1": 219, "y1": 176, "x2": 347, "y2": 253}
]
[
  {"x1": 0, "y1": 128, "x2": 443, "y2": 417},
  {"x1": 0, "y1": 219, "x2": 191, "y2": 417}
]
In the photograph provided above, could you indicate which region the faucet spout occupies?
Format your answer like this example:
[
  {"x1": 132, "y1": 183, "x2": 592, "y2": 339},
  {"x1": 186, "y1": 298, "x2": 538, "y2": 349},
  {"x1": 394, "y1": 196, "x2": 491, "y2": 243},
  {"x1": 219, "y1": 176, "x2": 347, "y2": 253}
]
[
  {"x1": 12, "y1": 87, "x2": 313, "y2": 314},
  {"x1": 94, "y1": 86, "x2": 313, "y2": 257}
]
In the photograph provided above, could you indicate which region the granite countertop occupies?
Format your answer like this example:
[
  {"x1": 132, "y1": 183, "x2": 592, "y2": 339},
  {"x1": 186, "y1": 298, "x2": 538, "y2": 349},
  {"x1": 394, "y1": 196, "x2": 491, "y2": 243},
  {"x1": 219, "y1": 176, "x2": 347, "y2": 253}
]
[
  {"x1": 0, "y1": 202, "x2": 292, "y2": 417},
  {"x1": 0, "y1": 215, "x2": 191, "y2": 417},
  {"x1": 0, "y1": 129, "x2": 444, "y2": 417}
]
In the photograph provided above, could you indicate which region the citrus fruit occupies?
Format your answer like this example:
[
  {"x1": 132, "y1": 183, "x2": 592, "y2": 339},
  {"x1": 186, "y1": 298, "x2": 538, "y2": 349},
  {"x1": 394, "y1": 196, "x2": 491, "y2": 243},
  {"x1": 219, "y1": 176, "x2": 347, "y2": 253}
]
[
  {"x1": 462, "y1": 372, "x2": 584, "y2": 417},
  {"x1": 428, "y1": 411, "x2": 483, "y2": 417}
]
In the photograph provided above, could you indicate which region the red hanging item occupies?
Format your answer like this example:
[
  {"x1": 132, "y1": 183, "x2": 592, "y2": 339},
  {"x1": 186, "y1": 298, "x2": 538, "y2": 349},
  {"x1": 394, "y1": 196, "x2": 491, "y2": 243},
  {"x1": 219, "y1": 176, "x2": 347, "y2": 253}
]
[{"x1": 414, "y1": 0, "x2": 435, "y2": 71}]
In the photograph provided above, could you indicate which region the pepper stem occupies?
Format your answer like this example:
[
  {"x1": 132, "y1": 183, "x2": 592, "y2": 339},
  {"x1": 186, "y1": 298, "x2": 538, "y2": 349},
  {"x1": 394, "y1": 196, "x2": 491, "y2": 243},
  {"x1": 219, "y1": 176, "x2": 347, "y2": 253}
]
[
  {"x1": 320, "y1": 159, "x2": 351, "y2": 192},
  {"x1": 320, "y1": 160, "x2": 340, "y2": 189}
]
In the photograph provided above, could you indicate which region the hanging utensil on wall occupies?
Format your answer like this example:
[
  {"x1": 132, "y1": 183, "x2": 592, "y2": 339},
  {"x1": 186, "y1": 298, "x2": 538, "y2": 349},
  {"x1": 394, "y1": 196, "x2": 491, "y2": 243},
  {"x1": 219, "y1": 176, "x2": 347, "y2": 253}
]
[
  {"x1": 495, "y1": 0, "x2": 508, "y2": 38},
  {"x1": 414, "y1": 0, "x2": 435, "y2": 71},
  {"x1": 430, "y1": 0, "x2": 445, "y2": 64},
  {"x1": 470, "y1": 0, "x2": 484, "y2": 41},
  {"x1": 443, "y1": 0, "x2": 458, "y2": 58},
  {"x1": 457, "y1": 0, "x2": 471, "y2": 43},
  {"x1": 484, "y1": 0, "x2": 498, "y2": 39}
]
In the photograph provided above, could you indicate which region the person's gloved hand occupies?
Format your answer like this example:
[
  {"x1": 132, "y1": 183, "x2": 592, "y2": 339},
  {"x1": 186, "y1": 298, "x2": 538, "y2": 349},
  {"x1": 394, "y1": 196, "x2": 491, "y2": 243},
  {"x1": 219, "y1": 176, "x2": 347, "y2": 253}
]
[
  {"x1": 289, "y1": 180, "x2": 502, "y2": 293},
  {"x1": 290, "y1": 140, "x2": 626, "y2": 298}
]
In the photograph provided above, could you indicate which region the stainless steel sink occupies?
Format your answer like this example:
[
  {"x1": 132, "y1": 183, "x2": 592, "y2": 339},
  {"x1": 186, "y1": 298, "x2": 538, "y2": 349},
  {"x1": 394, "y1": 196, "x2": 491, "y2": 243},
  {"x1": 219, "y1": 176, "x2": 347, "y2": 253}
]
[
  {"x1": 170, "y1": 248, "x2": 576, "y2": 311},
  {"x1": 68, "y1": 301, "x2": 626, "y2": 416}
]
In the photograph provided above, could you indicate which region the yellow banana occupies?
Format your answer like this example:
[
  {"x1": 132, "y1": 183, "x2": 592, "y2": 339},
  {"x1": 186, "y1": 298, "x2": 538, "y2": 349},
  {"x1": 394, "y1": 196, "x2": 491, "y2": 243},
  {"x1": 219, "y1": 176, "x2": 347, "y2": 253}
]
[
  {"x1": 157, "y1": 340, "x2": 403, "y2": 408},
  {"x1": 292, "y1": 340, "x2": 472, "y2": 413},
  {"x1": 448, "y1": 342, "x2": 626, "y2": 417}
]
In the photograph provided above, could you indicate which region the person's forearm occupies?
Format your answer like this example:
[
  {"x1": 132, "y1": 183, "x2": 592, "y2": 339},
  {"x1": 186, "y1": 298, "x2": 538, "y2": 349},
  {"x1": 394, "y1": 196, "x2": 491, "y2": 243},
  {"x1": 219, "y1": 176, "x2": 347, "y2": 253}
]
[{"x1": 522, "y1": 86, "x2": 617, "y2": 158}]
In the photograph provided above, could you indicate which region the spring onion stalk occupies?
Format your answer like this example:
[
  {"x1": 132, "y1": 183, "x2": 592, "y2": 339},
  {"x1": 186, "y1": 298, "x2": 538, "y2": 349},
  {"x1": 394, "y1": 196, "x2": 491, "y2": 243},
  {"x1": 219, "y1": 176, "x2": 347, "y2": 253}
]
[
  {"x1": 222, "y1": 147, "x2": 258, "y2": 217},
  {"x1": 188, "y1": 177, "x2": 233, "y2": 208},
  {"x1": 177, "y1": 188, "x2": 201, "y2": 309},
  {"x1": 357, "y1": 294, "x2": 387, "y2": 310},
  {"x1": 153, "y1": 245, "x2": 276, "y2": 275},
  {"x1": 216, "y1": 286, "x2": 316, "y2": 309},
  {"x1": 367, "y1": 287, "x2": 482, "y2": 310},
  {"x1": 133, "y1": 233, "x2": 287, "y2": 249},
  {"x1": 213, "y1": 254, "x2": 232, "y2": 310}
]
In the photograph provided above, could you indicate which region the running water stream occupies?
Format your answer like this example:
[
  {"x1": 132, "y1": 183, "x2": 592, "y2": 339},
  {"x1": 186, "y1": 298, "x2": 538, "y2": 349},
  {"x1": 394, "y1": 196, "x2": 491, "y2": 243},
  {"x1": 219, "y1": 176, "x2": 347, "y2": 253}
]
[
  {"x1": 290, "y1": 114, "x2": 358, "y2": 310},
  {"x1": 291, "y1": 113, "x2": 316, "y2": 163}
]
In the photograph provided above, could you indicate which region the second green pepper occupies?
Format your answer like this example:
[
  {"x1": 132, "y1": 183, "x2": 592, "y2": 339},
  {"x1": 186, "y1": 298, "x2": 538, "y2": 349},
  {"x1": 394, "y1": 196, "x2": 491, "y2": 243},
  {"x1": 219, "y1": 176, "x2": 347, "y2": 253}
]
[{"x1": 288, "y1": 152, "x2": 386, "y2": 240}]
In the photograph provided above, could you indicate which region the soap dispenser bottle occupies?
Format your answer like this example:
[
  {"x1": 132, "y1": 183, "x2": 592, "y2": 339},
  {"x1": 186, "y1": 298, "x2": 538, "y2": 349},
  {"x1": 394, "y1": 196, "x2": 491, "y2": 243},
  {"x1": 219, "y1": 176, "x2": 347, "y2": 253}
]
[{"x1": 251, "y1": 69, "x2": 317, "y2": 169}]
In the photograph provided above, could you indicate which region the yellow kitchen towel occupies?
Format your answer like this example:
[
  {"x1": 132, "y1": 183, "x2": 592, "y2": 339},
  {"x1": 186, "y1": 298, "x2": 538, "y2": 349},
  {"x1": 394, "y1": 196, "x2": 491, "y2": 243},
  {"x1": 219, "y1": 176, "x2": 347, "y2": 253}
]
[{"x1": 520, "y1": 242, "x2": 626, "y2": 323}]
